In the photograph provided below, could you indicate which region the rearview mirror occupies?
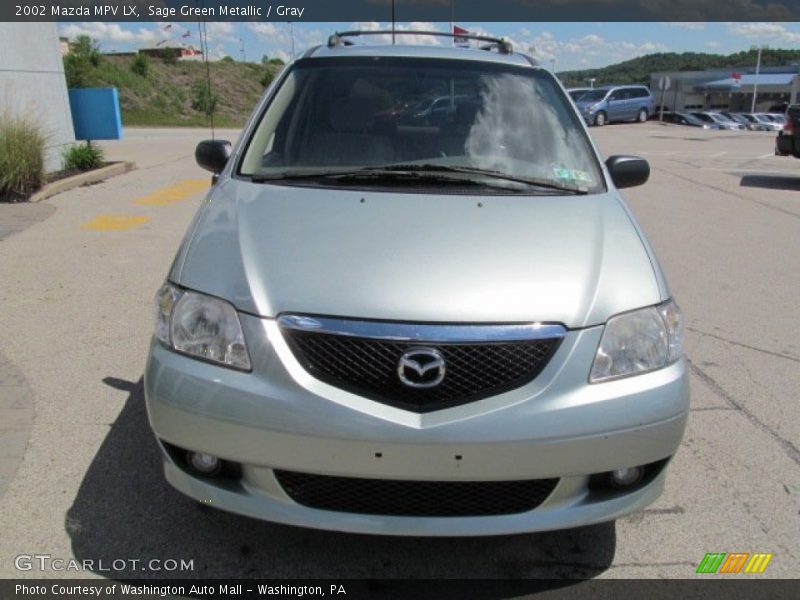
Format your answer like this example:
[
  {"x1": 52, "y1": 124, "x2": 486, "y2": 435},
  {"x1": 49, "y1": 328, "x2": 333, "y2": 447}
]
[
  {"x1": 195, "y1": 140, "x2": 232, "y2": 174},
  {"x1": 606, "y1": 155, "x2": 650, "y2": 189}
]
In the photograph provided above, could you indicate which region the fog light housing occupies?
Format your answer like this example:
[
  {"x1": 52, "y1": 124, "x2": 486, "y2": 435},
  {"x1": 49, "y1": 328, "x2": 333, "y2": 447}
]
[
  {"x1": 187, "y1": 451, "x2": 222, "y2": 476},
  {"x1": 609, "y1": 466, "x2": 644, "y2": 489}
]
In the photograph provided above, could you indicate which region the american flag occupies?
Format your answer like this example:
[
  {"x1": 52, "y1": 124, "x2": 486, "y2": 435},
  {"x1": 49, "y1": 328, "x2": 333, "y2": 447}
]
[{"x1": 453, "y1": 25, "x2": 469, "y2": 47}]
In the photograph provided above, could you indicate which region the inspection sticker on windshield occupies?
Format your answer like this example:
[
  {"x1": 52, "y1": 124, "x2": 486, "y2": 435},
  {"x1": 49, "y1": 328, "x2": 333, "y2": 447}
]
[{"x1": 554, "y1": 167, "x2": 592, "y2": 184}]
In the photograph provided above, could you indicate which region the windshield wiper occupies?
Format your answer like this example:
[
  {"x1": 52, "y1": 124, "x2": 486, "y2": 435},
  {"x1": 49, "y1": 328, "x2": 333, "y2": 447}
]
[
  {"x1": 252, "y1": 165, "x2": 589, "y2": 194},
  {"x1": 251, "y1": 168, "x2": 494, "y2": 189},
  {"x1": 358, "y1": 163, "x2": 590, "y2": 194}
]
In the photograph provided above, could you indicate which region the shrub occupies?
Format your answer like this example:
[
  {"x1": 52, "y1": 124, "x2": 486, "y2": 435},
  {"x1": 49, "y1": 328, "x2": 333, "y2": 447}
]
[
  {"x1": 220, "y1": 56, "x2": 234, "y2": 64},
  {"x1": 260, "y1": 69, "x2": 274, "y2": 88},
  {"x1": 0, "y1": 115, "x2": 46, "y2": 201},
  {"x1": 63, "y1": 35, "x2": 102, "y2": 88},
  {"x1": 191, "y1": 80, "x2": 218, "y2": 116},
  {"x1": 62, "y1": 141, "x2": 104, "y2": 171},
  {"x1": 131, "y1": 54, "x2": 150, "y2": 77}
]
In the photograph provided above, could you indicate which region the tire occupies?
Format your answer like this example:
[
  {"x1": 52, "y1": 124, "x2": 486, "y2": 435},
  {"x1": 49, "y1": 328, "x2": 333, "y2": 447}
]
[
  {"x1": 594, "y1": 111, "x2": 607, "y2": 127},
  {"x1": 637, "y1": 108, "x2": 648, "y2": 123}
]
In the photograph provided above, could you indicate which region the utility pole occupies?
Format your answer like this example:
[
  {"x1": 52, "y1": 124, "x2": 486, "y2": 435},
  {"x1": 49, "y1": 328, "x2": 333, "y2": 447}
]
[
  {"x1": 239, "y1": 37, "x2": 245, "y2": 62},
  {"x1": 289, "y1": 22, "x2": 295, "y2": 57},
  {"x1": 751, "y1": 44, "x2": 762, "y2": 113}
]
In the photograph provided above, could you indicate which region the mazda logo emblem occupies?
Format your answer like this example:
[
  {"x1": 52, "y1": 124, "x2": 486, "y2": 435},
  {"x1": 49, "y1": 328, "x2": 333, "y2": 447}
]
[{"x1": 397, "y1": 348, "x2": 446, "y2": 389}]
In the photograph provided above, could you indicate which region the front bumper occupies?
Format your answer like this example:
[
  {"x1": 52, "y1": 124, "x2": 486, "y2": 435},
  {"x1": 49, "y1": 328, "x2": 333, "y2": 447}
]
[{"x1": 144, "y1": 315, "x2": 689, "y2": 536}]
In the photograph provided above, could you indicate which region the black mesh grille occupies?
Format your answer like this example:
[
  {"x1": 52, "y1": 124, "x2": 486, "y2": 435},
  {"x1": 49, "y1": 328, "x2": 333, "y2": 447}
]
[
  {"x1": 274, "y1": 470, "x2": 559, "y2": 517},
  {"x1": 281, "y1": 328, "x2": 562, "y2": 413}
]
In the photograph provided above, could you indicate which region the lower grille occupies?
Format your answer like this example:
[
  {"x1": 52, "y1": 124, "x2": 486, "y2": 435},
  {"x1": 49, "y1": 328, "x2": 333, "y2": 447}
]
[
  {"x1": 274, "y1": 470, "x2": 559, "y2": 517},
  {"x1": 280, "y1": 318, "x2": 563, "y2": 413}
]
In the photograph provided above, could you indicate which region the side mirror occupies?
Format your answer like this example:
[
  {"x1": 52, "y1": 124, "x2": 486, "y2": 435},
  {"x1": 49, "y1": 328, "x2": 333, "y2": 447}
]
[
  {"x1": 606, "y1": 155, "x2": 650, "y2": 189},
  {"x1": 195, "y1": 140, "x2": 232, "y2": 174}
]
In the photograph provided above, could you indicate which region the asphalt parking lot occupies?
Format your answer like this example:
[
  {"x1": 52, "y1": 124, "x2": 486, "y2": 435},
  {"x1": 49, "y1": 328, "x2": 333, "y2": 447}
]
[{"x1": 0, "y1": 122, "x2": 798, "y2": 580}]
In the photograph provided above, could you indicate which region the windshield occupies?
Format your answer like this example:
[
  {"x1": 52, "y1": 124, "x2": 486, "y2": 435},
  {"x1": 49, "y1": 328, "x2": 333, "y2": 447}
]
[
  {"x1": 239, "y1": 57, "x2": 604, "y2": 193},
  {"x1": 576, "y1": 89, "x2": 607, "y2": 102}
]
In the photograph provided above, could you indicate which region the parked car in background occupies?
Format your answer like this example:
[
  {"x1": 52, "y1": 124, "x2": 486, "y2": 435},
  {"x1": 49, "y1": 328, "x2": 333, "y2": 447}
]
[
  {"x1": 719, "y1": 112, "x2": 751, "y2": 128},
  {"x1": 752, "y1": 113, "x2": 783, "y2": 131},
  {"x1": 706, "y1": 112, "x2": 745, "y2": 130},
  {"x1": 574, "y1": 85, "x2": 655, "y2": 126},
  {"x1": 736, "y1": 112, "x2": 774, "y2": 131},
  {"x1": 758, "y1": 113, "x2": 785, "y2": 127},
  {"x1": 664, "y1": 111, "x2": 719, "y2": 129},
  {"x1": 689, "y1": 112, "x2": 741, "y2": 130},
  {"x1": 145, "y1": 33, "x2": 688, "y2": 536},
  {"x1": 775, "y1": 104, "x2": 800, "y2": 157}
]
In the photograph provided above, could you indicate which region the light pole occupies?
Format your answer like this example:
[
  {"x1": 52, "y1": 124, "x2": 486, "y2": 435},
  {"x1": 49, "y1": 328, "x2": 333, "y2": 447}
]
[
  {"x1": 750, "y1": 44, "x2": 763, "y2": 113},
  {"x1": 587, "y1": 78, "x2": 596, "y2": 88}
]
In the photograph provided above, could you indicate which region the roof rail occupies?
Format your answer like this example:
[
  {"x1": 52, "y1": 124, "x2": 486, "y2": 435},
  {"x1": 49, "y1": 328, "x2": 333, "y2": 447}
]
[{"x1": 327, "y1": 30, "x2": 514, "y2": 55}]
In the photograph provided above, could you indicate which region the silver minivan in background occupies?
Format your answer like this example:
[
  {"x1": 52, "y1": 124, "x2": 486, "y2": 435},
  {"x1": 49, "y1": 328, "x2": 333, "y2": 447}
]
[
  {"x1": 575, "y1": 85, "x2": 656, "y2": 126},
  {"x1": 145, "y1": 32, "x2": 688, "y2": 536}
]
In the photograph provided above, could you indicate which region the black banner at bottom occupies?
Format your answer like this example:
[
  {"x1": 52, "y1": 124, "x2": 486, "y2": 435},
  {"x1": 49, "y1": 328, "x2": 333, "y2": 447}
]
[{"x1": 2, "y1": 579, "x2": 799, "y2": 600}]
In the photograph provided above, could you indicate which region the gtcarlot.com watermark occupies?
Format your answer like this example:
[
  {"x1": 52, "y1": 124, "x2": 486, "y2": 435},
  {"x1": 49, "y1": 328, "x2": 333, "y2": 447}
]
[{"x1": 15, "y1": 554, "x2": 194, "y2": 573}]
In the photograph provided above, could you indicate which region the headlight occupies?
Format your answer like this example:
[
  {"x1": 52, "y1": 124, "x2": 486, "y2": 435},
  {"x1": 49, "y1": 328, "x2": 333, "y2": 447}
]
[
  {"x1": 153, "y1": 283, "x2": 251, "y2": 371},
  {"x1": 590, "y1": 299, "x2": 683, "y2": 383}
]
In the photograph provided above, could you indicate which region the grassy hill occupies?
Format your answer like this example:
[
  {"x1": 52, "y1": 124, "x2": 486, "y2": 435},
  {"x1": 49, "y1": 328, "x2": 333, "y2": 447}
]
[
  {"x1": 69, "y1": 43, "x2": 800, "y2": 126},
  {"x1": 69, "y1": 51, "x2": 280, "y2": 128},
  {"x1": 558, "y1": 48, "x2": 800, "y2": 88}
]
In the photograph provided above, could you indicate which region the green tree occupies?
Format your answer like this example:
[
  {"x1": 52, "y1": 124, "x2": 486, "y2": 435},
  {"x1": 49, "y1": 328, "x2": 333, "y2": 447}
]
[
  {"x1": 63, "y1": 35, "x2": 103, "y2": 88},
  {"x1": 261, "y1": 55, "x2": 285, "y2": 66}
]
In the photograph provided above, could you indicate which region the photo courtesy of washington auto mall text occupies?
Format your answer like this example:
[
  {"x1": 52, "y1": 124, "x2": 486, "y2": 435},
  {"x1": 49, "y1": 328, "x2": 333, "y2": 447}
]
[{"x1": 14, "y1": 583, "x2": 347, "y2": 597}]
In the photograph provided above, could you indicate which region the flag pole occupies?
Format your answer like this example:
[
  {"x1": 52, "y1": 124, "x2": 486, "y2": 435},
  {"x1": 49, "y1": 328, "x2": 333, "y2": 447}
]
[{"x1": 450, "y1": 0, "x2": 454, "y2": 46}]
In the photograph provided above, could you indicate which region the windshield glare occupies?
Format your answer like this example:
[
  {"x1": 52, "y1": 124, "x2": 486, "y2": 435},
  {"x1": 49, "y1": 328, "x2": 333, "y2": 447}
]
[{"x1": 239, "y1": 57, "x2": 604, "y2": 193}]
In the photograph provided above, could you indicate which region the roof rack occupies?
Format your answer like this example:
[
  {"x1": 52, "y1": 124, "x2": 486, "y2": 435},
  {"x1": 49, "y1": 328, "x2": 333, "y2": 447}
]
[{"x1": 327, "y1": 30, "x2": 514, "y2": 55}]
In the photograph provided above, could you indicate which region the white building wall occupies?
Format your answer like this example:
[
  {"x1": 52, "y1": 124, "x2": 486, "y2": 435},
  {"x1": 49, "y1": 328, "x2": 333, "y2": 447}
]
[{"x1": 0, "y1": 23, "x2": 75, "y2": 171}]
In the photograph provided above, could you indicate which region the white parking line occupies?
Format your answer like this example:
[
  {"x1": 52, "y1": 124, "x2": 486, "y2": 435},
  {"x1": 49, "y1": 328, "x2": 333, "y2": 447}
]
[
  {"x1": 710, "y1": 152, "x2": 727, "y2": 158},
  {"x1": 757, "y1": 153, "x2": 776, "y2": 159}
]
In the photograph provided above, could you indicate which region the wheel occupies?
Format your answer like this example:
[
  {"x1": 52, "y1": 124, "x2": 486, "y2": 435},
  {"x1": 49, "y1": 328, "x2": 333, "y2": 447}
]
[
  {"x1": 594, "y1": 111, "x2": 607, "y2": 126},
  {"x1": 637, "y1": 108, "x2": 648, "y2": 123}
]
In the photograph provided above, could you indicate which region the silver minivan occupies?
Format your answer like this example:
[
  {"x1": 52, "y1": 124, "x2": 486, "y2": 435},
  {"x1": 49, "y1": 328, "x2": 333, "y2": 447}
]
[{"x1": 145, "y1": 32, "x2": 688, "y2": 536}]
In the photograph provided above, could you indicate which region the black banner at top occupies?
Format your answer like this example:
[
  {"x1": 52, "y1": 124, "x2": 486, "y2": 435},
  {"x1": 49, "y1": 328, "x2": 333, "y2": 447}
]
[{"x1": 4, "y1": 0, "x2": 800, "y2": 22}]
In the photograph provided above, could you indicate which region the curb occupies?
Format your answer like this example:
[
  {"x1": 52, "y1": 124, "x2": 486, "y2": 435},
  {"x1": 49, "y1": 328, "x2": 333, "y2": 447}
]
[{"x1": 29, "y1": 161, "x2": 136, "y2": 203}]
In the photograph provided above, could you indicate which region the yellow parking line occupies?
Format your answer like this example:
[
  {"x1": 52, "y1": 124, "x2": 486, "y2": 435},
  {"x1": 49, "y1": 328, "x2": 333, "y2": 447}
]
[
  {"x1": 81, "y1": 215, "x2": 150, "y2": 231},
  {"x1": 134, "y1": 179, "x2": 210, "y2": 206}
]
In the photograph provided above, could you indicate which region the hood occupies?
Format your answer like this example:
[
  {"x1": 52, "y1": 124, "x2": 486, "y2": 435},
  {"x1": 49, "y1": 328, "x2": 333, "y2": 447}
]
[
  {"x1": 173, "y1": 180, "x2": 662, "y2": 328},
  {"x1": 575, "y1": 98, "x2": 603, "y2": 111}
]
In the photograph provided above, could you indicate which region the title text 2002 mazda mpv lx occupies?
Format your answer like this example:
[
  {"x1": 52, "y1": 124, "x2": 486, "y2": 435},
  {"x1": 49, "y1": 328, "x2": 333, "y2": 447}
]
[{"x1": 145, "y1": 31, "x2": 688, "y2": 536}]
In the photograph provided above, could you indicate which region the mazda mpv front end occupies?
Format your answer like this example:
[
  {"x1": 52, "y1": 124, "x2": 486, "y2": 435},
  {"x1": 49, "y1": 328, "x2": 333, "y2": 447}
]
[{"x1": 145, "y1": 32, "x2": 689, "y2": 536}]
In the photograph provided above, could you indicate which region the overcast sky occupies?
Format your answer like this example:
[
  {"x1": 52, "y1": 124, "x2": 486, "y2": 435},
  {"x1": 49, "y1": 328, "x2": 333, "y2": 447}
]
[{"x1": 58, "y1": 22, "x2": 800, "y2": 71}]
